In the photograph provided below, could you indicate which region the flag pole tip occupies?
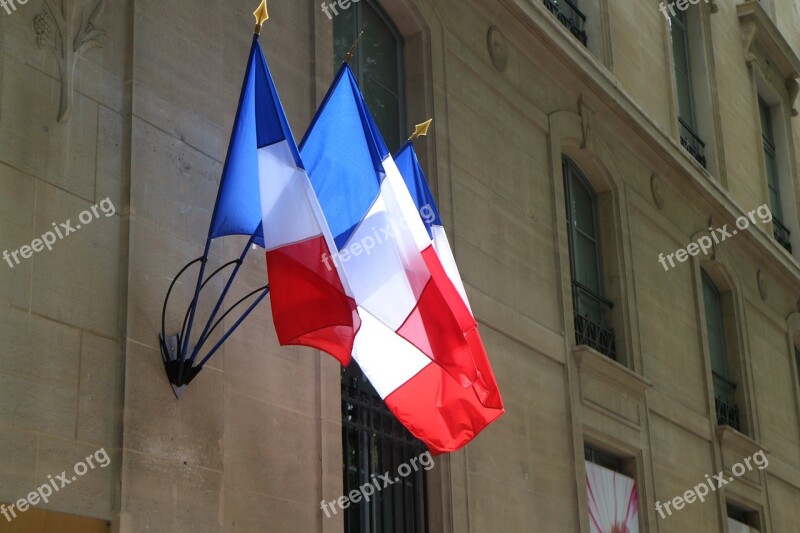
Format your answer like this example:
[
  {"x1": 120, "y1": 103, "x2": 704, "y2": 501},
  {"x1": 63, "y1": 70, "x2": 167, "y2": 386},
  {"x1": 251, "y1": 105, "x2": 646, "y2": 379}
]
[
  {"x1": 343, "y1": 29, "x2": 366, "y2": 64},
  {"x1": 253, "y1": 0, "x2": 269, "y2": 35},
  {"x1": 409, "y1": 119, "x2": 433, "y2": 141}
]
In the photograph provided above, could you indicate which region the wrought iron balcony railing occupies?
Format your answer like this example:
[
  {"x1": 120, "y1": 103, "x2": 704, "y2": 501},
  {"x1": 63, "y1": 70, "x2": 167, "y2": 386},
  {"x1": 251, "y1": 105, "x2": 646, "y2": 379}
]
[
  {"x1": 678, "y1": 118, "x2": 707, "y2": 168},
  {"x1": 572, "y1": 281, "x2": 617, "y2": 360},
  {"x1": 543, "y1": 0, "x2": 588, "y2": 46},
  {"x1": 713, "y1": 372, "x2": 741, "y2": 431},
  {"x1": 773, "y1": 217, "x2": 792, "y2": 253}
]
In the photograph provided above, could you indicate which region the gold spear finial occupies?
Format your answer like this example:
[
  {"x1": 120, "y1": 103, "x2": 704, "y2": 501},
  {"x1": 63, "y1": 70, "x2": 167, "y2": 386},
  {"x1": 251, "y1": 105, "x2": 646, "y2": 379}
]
[
  {"x1": 408, "y1": 119, "x2": 433, "y2": 141},
  {"x1": 253, "y1": 0, "x2": 269, "y2": 35},
  {"x1": 344, "y1": 30, "x2": 366, "y2": 64}
]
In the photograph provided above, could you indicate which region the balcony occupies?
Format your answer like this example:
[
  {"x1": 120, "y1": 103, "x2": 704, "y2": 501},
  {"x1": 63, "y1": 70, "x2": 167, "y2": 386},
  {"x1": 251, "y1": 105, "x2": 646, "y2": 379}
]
[
  {"x1": 572, "y1": 281, "x2": 617, "y2": 360},
  {"x1": 773, "y1": 217, "x2": 792, "y2": 253},
  {"x1": 543, "y1": 0, "x2": 588, "y2": 46},
  {"x1": 713, "y1": 372, "x2": 741, "y2": 431},
  {"x1": 678, "y1": 118, "x2": 707, "y2": 168}
]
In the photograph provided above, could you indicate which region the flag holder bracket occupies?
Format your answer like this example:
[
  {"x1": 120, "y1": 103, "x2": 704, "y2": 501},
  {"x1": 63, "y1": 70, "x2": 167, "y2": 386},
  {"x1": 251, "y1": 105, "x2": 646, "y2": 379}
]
[
  {"x1": 158, "y1": 245, "x2": 270, "y2": 398},
  {"x1": 160, "y1": 334, "x2": 201, "y2": 398}
]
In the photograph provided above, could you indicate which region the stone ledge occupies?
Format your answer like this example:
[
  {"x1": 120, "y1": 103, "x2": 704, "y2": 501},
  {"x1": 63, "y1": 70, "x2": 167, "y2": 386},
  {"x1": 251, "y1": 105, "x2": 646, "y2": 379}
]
[
  {"x1": 716, "y1": 425, "x2": 765, "y2": 457},
  {"x1": 573, "y1": 345, "x2": 652, "y2": 395}
]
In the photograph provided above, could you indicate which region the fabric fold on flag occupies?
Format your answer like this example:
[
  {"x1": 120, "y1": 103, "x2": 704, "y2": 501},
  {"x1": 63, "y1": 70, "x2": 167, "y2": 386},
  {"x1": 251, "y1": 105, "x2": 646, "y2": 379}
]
[
  {"x1": 300, "y1": 64, "x2": 504, "y2": 453},
  {"x1": 212, "y1": 37, "x2": 359, "y2": 365},
  {"x1": 395, "y1": 141, "x2": 503, "y2": 410}
]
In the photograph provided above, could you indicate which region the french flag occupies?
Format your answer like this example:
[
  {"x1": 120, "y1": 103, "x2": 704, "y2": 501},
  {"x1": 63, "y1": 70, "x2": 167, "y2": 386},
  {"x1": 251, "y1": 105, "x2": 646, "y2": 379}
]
[
  {"x1": 394, "y1": 139, "x2": 470, "y2": 310},
  {"x1": 301, "y1": 65, "x2": 504, "y2": 454},
  {"x1": 209, "y1": 37, "x2": 359, "y2": 365}
]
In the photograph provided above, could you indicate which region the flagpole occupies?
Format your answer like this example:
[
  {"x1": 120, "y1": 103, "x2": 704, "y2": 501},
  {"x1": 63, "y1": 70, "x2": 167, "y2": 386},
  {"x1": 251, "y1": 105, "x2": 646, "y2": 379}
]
[
  {"x1": 195, "y1": 284, "x2": 270, "y2": 369},
  {"x1": 177, "y1": 1, "x2": 271, "y2": 374},
  {"x1": 343, "y1": 30, "x2": 365, "y2": 64},
  {"x1": 189, "y1": 225, "x2": 262, "y2": 362}
]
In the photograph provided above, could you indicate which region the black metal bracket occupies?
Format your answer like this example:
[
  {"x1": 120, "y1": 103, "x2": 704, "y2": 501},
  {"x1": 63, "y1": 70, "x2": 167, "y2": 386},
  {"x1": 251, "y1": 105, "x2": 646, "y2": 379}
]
[
  {"x1": 160, "y1": 334, "x2": 202, "y2": 397},
  {"x1": 158, "y1": 246, "x2": 270, "y2": 398}
]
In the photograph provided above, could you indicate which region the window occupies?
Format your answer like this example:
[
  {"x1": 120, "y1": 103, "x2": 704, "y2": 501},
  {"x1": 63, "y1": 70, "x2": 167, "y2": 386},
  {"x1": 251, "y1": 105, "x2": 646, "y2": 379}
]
[
  {"x1": 584, "y1": 445, "x2": 639, "y2": 531},
  {"x1": 702, "y1": 272, "x2": 741, "y2": 431},
  {"x1": 543, "y1": 0, "x2": 588, "y2": 46},
  {"x1": 564, "y1": 156, "x2": 616, "y2": 359},
  {"x1": 727, "y1": 504, "x2": 761, "y2": 532},
  {"x1": 795, "y1": 347, "x2": 800, "y2": 389},
  {"x1": 759, "y1": 96, "x2": 791, "y2": 253},
  {"x1": 335, "y1": 4, "x2": 428, "y2": 531},
  {"x1": 584, "y1": 445, "x2": 623, "y2": 472},
  {"x1": 334, "y1": 0, "x2": 405, "y2": 151},
  {"x1": 342, "y1": 363, "x2": 428, "y2": 533},
  {"x1": 670, "y1": 9, "x2": 707, "y2": 168}
]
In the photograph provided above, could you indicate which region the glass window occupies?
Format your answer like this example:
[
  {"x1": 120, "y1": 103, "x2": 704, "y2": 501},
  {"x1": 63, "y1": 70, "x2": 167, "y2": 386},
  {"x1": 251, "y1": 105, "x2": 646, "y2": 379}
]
[
  {"x1": 702, "y1": 273, "x2": 728, "y2": 378},
  {"x1": 671, "y1": 11, "x2": 696, "y2": 129},
  {"x1": 334, "y1": 0, "x2": 405, "y2": 151},
  {"x1": 584, "y1": 445, "x2": 622, "y2": 472},
  {"x1": 759, "y1": 97, "x2": 787, "y2": 225},
  {"x1": 758, "y1": 97, "x2": 791, "y2": 252},
  {"x1": 669, "y1": 9, "x2": 707, "y2": 167},
  {"x1": 543, "y1": 0, "x2": 588, "y2": 46},
  {"x1": 564, "y1": 157, "x2": 616, "y2": 359},
  {"x1": 795, "y1": 348, "x2": 800, "y2": 388},
  {"x1": 702, "y1": 272, "x2": 741, "y2": 430},
  {"x1": 727, "y1": 504, "x2": 760, "y2": 532},
  {"x1": 760, "y1": 98, "x2": 783, "y2": 220}
]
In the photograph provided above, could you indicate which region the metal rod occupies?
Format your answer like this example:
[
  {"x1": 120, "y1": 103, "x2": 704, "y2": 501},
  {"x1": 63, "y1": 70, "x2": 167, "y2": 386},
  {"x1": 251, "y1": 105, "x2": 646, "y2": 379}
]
[
  {"x1": 161, "y1": 256, "x2": 204, "y2": 345},
  {"x1": 181, "y1": 35, "x2": 261, "y2": 369},
  {"x1": 343, "y1": 30, "x2": 365, "y2": 64},
  {"x1": 190, "y1": 228, "x2": 261, "y2": 363},
  {"x1": 178, "y1": 258, "x2": 241, "y2": 354},
  {"x1": 178, "y1": 245, "x2": 210, "y2": 375},
  {"x1": 194, "y1": 283, "x2": 269, "y2": 356},
  {"x1": 195, "y1": 285, "x2": 270, "y2": 368}
]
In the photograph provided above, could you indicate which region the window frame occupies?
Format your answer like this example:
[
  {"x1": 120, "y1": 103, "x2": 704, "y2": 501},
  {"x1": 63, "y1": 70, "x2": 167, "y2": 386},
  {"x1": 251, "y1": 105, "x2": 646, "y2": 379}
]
[
  {"x1": 758, "y1": 95, "x2": 793, "y2": 253},
  {"x1": 668, "y1": 8, "x2": 711, "y2": 169},
  {"x1": 671, "y1": 10, "x2": 697, "y2": 131},
  {"x1": 701, "y1": 271, "x2": 743, "y2": 432},
  {"x1": 563, "y1": 156, "x2": 617, "y2": 360}
]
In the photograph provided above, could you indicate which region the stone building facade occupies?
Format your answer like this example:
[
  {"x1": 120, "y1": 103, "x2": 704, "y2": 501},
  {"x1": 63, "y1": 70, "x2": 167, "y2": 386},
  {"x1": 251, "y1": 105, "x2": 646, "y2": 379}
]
[{"x1": 1, "y1": 0, "x2": 799, "y2": 531}]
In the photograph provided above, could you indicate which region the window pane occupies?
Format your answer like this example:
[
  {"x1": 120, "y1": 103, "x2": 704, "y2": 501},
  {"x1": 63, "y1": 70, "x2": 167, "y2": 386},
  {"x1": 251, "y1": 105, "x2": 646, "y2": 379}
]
[
  {"x1": 571, "y1": 175, "x2": 596, "y2": 238},
  {"x1": 363, "y1": 77, "x2": 402, "y2": 152},
  {"x1": 766, "y1": 150, "x2": 783, "y2": 221},
  {"x1": 574, "y1": 233, "x2": 600, "y2": 290},
  {"x1": 333, "y1": 5, "x2": 357, "y2": 71},
  {"x1": 671, "y1": 21, "x2": 695, "y2": 127},
  {"x1": 702, "y1": 275, "x2": 728, "y2": 378},
  {"x1": 759, "y1": 98, "x2": 774, "y2": 145},
  {"x1": 361, "y1": 5, "x2": 400, "y2": 94},
  {"x1": 796, "y1": 348, "x2": 800, "y2": 388}
]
